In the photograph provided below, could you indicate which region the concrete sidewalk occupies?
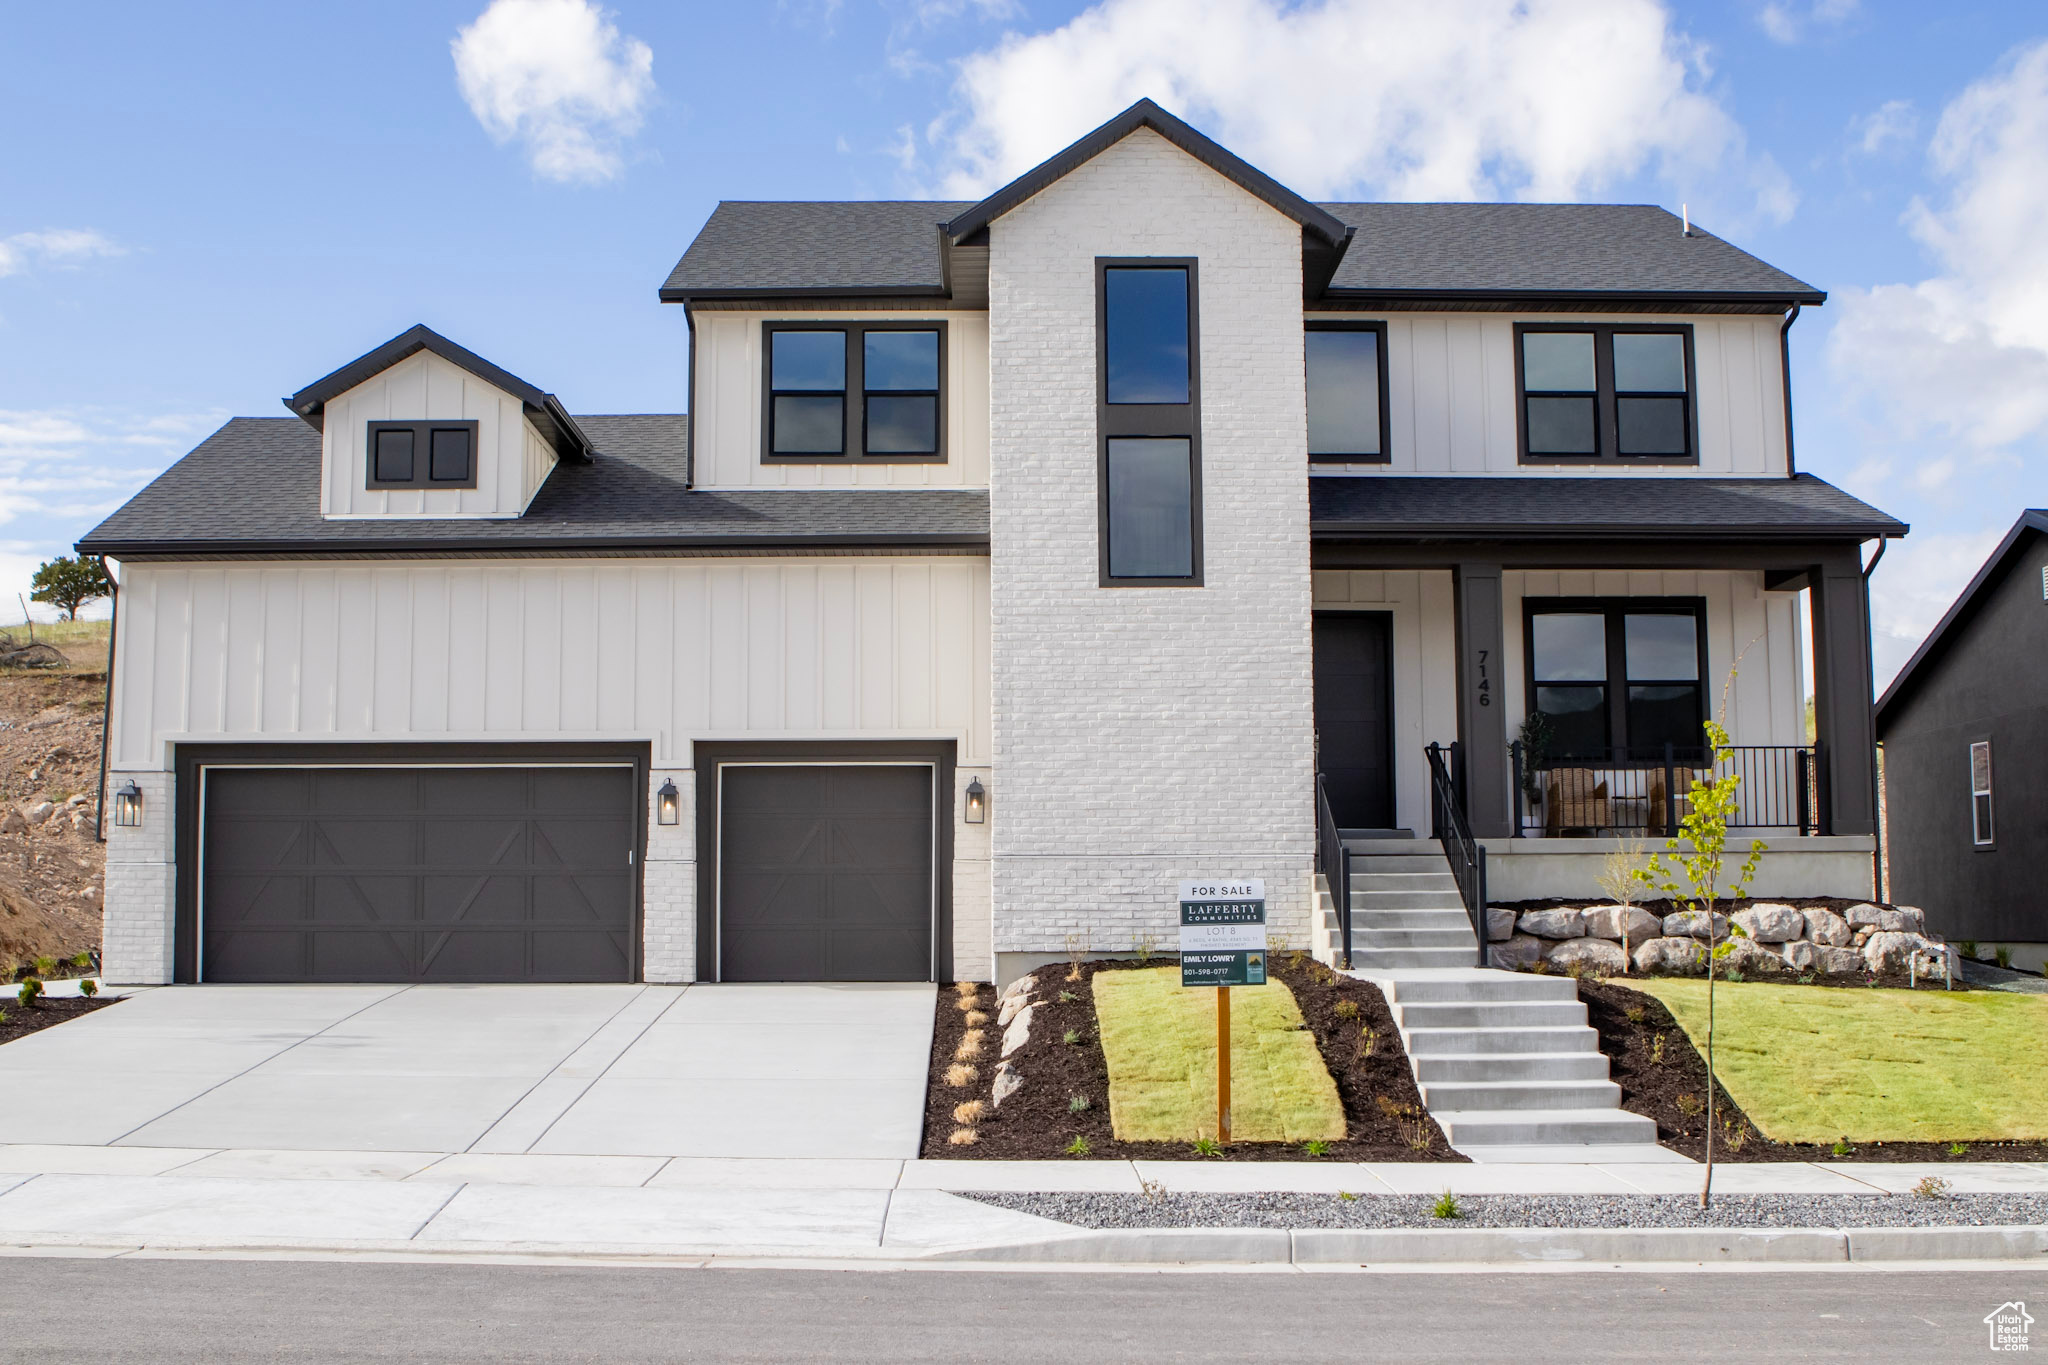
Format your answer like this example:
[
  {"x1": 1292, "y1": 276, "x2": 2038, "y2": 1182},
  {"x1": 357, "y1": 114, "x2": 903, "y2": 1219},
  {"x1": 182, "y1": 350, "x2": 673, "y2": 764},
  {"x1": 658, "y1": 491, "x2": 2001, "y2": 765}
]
[{"x1": 2, "y1": 1146, "x2": 2046, "y2": 1265}]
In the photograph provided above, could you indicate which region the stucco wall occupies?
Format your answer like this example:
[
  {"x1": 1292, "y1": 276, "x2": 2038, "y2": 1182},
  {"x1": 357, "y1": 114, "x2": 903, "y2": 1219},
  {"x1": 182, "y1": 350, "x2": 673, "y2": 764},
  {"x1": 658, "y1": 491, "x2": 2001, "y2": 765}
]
[{"x1": 986, "y1": 126, "x2": 1318, "y2": 958}]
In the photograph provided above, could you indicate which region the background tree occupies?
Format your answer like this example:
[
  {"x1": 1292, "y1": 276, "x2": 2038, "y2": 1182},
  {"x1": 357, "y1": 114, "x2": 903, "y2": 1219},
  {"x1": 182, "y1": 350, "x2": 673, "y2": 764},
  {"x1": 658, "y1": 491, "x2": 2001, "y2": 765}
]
[{"x1": 29, "y1": 556, "x2": 109, "y2": 621}]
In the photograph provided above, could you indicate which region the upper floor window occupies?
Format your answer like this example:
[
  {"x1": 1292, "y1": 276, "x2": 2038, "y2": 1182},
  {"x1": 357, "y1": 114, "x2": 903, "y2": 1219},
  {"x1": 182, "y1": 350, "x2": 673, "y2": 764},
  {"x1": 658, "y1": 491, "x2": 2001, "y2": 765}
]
[
  {"x1": 1098, "y1": 261, "x2": 1201, "y2": 585},
  {"x1": 365, "y1": 420, "x2": 477, "y2": 490},
  {"x1": 1306, "y1": 322, "x2": 1388, "y2": 463},
  {"x1": 763, "y1": 322, "x2": 945, "y2": 461},
  {"x1": 1971, "y1": 740, "x2": 1995, "y2": 846},
  {"x1": 1517, "y1": 324, "x2": 1695, "y2": 465},
  {"x1": 1526, "y1": 599, "x2": 1706, "y2": 761}
]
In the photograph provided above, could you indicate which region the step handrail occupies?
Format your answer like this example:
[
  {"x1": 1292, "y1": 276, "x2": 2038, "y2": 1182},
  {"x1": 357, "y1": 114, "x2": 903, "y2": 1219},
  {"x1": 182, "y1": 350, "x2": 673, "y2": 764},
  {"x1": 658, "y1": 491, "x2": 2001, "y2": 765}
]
[
  {"x1": 1315, "y1": 773, "x2": 1352, "y2": 968},
  {"x1": 1425, "y1": 742, "x2": 1488, "y2": 968}
]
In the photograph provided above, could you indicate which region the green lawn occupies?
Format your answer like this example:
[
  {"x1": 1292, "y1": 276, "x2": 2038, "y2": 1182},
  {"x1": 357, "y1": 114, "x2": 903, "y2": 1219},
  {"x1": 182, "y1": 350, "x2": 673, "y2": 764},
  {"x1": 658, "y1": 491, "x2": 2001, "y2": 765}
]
[
  {"x1": 1092, "y1": 967, "x2": 1345, "y2": 1143},
  {"x1": 1631, "y1": 978, "x2": 2048, "y2": 1144}
]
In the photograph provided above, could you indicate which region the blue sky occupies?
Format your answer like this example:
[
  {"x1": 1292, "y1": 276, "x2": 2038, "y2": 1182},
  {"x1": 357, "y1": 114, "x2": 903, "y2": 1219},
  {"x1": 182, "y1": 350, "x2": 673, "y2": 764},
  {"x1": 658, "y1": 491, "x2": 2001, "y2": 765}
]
[{"x1": 3, "y1": 0, "x2": 2044, "y2": 686}]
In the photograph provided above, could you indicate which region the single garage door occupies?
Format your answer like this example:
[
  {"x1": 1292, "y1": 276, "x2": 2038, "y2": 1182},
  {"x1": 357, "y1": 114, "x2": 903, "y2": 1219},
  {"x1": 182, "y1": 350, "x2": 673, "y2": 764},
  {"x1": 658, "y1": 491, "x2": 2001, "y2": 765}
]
[
  {"x1": 719, "y1": 765, "x2": 934, "y2": 981},
  {"x1": 201, "y1": 766, "x2": 636, "y2": 983}
]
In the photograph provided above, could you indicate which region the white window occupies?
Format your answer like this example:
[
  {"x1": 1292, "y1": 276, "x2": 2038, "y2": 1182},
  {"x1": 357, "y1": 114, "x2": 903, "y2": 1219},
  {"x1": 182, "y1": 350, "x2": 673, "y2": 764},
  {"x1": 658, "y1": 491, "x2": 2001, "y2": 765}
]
[{"x1": 1971, "y1": 740, "x2": 1994, "y2": 846}]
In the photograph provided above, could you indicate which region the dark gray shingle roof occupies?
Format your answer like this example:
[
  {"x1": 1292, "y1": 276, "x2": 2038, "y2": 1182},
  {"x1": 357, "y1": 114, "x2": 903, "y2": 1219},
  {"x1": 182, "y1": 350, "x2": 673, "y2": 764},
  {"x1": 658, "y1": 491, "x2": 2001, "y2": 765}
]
[
  {"x1": 1318, "y1": 203, "x2": 1820, "y2": 301},
  {"x1": 78, "y1": 415, "x2": 990, "y2": 556},
  {"x1": 1310, "y1": 474, "x2": 1903, "y2": 539},
  {"x1": 661, "y1": 201, "x2": 1819, "y2": 303}
]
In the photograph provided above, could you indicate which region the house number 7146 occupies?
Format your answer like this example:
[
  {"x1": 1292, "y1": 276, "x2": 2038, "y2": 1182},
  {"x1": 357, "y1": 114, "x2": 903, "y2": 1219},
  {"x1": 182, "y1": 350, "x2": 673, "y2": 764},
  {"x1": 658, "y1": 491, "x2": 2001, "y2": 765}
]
[{"x1": 1476, "y1": 648, "x2": 1490, "y2": 706}]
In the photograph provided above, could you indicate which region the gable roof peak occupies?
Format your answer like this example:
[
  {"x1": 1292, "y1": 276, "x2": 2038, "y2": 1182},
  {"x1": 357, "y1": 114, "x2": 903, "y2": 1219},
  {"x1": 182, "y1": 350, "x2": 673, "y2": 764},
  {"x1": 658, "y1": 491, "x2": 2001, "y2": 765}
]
[{"x1": 944, "y1": 97, "x2": 1351, "y2": 248}]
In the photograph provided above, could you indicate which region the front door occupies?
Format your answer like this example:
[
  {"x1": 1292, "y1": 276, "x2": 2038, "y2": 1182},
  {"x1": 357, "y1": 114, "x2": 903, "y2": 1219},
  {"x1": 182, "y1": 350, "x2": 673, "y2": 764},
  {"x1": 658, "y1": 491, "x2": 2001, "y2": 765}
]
[{"x1": 1313, "y1": 612, "x2": 1394, "y2": 831}]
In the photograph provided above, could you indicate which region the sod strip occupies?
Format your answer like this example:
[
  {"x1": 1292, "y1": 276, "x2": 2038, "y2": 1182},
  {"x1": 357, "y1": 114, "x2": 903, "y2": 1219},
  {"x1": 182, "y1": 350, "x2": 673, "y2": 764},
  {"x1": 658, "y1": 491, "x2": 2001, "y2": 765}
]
[{"x1": 1092, "y1": 968, "x2": 1345, "y2": 1144}]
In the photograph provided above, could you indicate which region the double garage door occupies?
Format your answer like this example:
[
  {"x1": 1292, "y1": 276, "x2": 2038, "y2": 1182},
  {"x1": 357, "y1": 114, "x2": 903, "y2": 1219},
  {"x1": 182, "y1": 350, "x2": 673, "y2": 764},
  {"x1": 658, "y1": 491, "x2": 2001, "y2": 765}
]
[{"x1": 197, "y1": 759, "x2": 936, "y2": 984}]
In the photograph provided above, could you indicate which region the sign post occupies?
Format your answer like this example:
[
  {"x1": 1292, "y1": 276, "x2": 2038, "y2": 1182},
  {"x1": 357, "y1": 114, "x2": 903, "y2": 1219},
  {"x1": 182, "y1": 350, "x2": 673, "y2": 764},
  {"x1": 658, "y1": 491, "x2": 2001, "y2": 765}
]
[{"x1": 1179, "y1": 880, "x2": 1266, "y2": 1146}]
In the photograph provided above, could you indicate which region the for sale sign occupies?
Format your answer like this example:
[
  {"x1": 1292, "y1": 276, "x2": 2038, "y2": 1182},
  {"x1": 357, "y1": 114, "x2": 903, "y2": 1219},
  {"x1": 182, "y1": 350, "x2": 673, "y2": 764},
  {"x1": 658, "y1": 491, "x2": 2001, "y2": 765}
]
[{"x1": 1179, "y1": 880, "x2": 1267, "y2": 987}]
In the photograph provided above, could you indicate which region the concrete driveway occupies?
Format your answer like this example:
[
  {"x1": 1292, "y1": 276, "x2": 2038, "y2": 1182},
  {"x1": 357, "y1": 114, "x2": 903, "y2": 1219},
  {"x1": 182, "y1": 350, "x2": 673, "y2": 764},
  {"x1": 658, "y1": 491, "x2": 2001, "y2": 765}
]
[{"x1": 0, "y1": 984, "x2": 934, "y2": 1158}]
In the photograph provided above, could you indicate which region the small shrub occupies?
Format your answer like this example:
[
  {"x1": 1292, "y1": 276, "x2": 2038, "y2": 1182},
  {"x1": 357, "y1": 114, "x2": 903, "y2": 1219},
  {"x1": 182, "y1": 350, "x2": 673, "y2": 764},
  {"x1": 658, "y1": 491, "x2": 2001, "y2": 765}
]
[
  {"x1": 1333, "y1": 999, "x2": 1360, "y2": 1021},
  {"x1": 1797, "y1": 973, "x2": 1815, "y2": 985},
  {"x1": 1406, "y1": 1120, "x2": 1433, "y2": 1152},
  {"x1": 1648, "y1": 1034, "x2": 1667, "y2": 1066},
  {"x1": 1064, "y1": 931, "x2": 1090, "y2": 983},
  {"x1": 1068, "y1": 1094, "x2": 1090, "y2": 1113},
  {"x1": 947, "y1": 1127, "x2": 979, "y2": 1147},
  {"x1": 952, "y1": 1100, "x2": 985, "y2": 1124},
  {"x1": 17, "y1": 979, "x2": 42, "y2": 1008},
  {"x1": 1302, "y1": 1139, "x2": 1331, "y2": 1157},
  {"x1": 1725, "y1": 969, "x2": 1745, "y2": 984},
  {"x1": 1911, "y1": 1175, "x2": 1951, "y2": 1200},
  {"x1": 1532, "y1": 960, "x2": 1551, "y2": 975},
  {"x1": 1375, "y1": 1094, "x2": 1404, "y2": 1119},
  {"x1": 953, "y1": 980, "x2": 979, "y2": 999},
  {"x1": 956, "y1": 994, "x2": 979, "y2": 1014},
  {"x1": 1623, "y1": 1002, "x2": 1646, "y2": 1026},
  {"x1": 1431, "y1": 1190, "x2": 1464, "y2": 1220},
  {"x1": 1140, "y1": 1178, "x2": 1166, "y2": 1202},
  {"x1": 1948, "y1": 1141, "x2": 1968, "y2": 1157},
  {"x1": 954, "y1": 1029, "x2": 984, "y2": 1061},
  {"x1": 1722, "y1": 1121, "x2": 1750, "y2": 1153},
  {"x1": 78, "y1": 979, "x2": 97, "y2": 998},
  {"x1": 1356, "y1": 1025, "x2": 1378, "y2": 1058},
  {"x1": 71, "y1": 952, "x2": 92, "y2": 970},
  {"x1": 1336, "y1": 1190, "x2": 1358, "y2": 1203},
  {"x1": 0, "y1": 1007, "x2": 7, "y2": 1024},
  {"x1": 1133, "y1": 933, "x2": 1159, "y2": 965},
  {"x1": 1960, "y1": 940, "x2": 1978, "y2": 961},
  {"x1": 944, "y1": 1063, "x2": 977, "y2": 1088},
  {"x1": 1057, "y1": 989, "x2": 1078, "y2": 1004},
  {"x1": 1063, "y1": 1135, "x2": 1091, "y2": 1157},
  {"x1": 1190, "y1": 1137, "x2": 1222, "y2": 1158},
  {"x1": 1675, "y1": 1093, "x2": 1704, "y2": 1117},
  {"x1": 1062, "y1": 1028, "x2": 1082, "y2": 1046},
  {"x1": 1287, "y1": 949, "x2": 1307, "y2": 970},
  {"x1": 1996, "y1": 947, "x2": 2013, "y2": 970},
  {"x1": 964, "y1": 1010, "x2": 989, "y2": 1027},
  {"x1": 33, "y1": 956, "x2": 55, "y2": 976},
  {"x1": 1832, "y1": 1137, "x2": 1854, "y2": 1157}
]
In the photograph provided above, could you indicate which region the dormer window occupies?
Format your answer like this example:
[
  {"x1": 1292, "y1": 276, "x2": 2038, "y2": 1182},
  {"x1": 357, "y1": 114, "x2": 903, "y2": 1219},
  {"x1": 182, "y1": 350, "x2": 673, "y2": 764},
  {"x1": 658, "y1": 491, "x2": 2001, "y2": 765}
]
[
  {"x1": 365, "y1": 420, "x2": 478, "y2": 490},
  {"x1": 763, "y1": 323, "x2": 946, "y2": 462}
]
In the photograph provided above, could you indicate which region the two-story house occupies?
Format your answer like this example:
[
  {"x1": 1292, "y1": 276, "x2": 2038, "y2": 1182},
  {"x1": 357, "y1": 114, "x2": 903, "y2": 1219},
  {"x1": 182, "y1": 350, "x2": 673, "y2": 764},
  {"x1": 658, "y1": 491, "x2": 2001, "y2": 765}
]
[{"x1": 81, "y1": 100, "x2": 1904, "y2": 988}]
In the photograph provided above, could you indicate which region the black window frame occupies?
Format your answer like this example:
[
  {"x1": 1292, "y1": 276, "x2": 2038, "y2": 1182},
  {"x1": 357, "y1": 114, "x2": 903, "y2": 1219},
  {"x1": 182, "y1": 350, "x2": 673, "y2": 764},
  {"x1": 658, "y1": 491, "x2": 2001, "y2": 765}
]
[
  {"x1": 760, "y1": 321, "x2": 948, "y2": 464},
  {"x1": 364, "y1": 420, "x2": 480, "y2": 491},
  {"x1": 1523, "y1": 596, "x2": 1711, "y2": 763},
  {"x1": 1305, "y1": 320, "x2": 1390, "y2": 465},
  {"x1": 1514, "y1": 323, "x2": 1698, "y2": 467},
  {"x1": 1096, "y1": 257, "x2": 1202, "y2": 587}
]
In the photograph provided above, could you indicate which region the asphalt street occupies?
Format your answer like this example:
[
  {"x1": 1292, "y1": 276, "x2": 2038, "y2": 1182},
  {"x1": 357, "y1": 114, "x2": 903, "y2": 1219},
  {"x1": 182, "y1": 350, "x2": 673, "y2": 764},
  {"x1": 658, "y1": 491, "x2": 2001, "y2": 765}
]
[{"x1": 1, "y1": 1257, "x2": 2043, "y2": 1362}]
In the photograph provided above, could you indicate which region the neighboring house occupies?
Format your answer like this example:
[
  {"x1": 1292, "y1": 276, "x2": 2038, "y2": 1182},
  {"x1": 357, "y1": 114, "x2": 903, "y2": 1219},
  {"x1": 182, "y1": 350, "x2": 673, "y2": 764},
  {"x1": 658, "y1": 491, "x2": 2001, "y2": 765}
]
[
  {"x1": 80, "y1": 100, "x2": 1905, "y2": 988},
  {"x1": 1876, "y1": 510, "x2": 2047, "y2": 969}
]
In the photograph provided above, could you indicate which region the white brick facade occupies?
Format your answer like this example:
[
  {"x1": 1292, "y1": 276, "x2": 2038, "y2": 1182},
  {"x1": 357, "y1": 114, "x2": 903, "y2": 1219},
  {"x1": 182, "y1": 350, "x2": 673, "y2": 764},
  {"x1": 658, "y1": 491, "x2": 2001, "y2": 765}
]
[
  {"x1": 642, "y1": 767, "x2": 695, "y2": 982},
  {"x1": 986, "y1": 128, "x2": 1318, "y2": 961},
  {"x1": 100, "y1": 769, "x2": 173, "y2": 984}
]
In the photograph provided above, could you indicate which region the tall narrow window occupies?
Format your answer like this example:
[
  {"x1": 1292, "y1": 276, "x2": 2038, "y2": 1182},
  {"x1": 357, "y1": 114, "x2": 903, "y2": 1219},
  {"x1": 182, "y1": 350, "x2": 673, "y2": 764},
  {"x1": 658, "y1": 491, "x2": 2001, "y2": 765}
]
[
  {"x1": 1517, "y1": 325, "x2": 1696, "y2": 464},
  {"x1": 762, "y1": 323, "x2": 948, "y2": 461},
  {"x1": 1098, "y1": 260, "x2": 1200, "y2": 585},
  {"x1": 1971, "y1": 740, "x2": 1995, "y2": 846},
  {"x1": 1306, "y1": 323, "x2": 1388, "y2": 462}
]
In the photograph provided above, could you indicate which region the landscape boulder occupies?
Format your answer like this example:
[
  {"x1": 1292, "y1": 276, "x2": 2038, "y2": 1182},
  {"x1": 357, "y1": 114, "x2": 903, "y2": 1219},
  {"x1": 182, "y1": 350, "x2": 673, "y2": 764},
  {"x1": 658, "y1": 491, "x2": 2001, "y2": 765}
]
[
  {"x1": 1518, "y1": 908, "x2": 1585, "y2": 940},
  {"x1": 1877, "y1": 909, "x2": 1921, "y2": 934},
  {"x1": 1721, "y1": 939, "x2": 1785, "y2": 975},
  {"x1": 1815, "y1": 946, "x2": 1864, "y2": 975},
  {"x1": 1779, "y1": 940, "x2": 1818, "y2": 972},
  {"x1": 1732, "y1": 903, "x2": 1805, "y2": 943},
  {"x1": 23, "y1": 802, "x2": 52, "y2": 827},
  {"x1": 0, "y1": 810, "x2": 23, "y2": 835},
  {"x1": 997, "y1": 990, "x2": 1034, "y2": 1027},
  {"x1": 1893, "y1": 906, "x2": 1927, "y2": 933},
  {"x1": 1581, "y1": 905, "x2": 1663, "y2": 945},
  {"x1": 1845, "y1": 903, "x2": 1886, "y2": 929},
  {"x1": 1542, "y1": 937, "x2": 1627, "y2": 976},
  {"x1": 1661, "y1": 910, "x2": 1727, "y2": 941},
  {"x1": 999, "y1": 974, "x2": 1037, "y2": 1003},
  {"x1": 1489, "y1": 935, "x2": 1545, "y2": 971},
  {"x1": 1803, "y1": 908, "x2": 1851, "y2": 946},
  {"x1": 990, "y1": 1060, "x2": 1024, "y2": 1109},
  {"x1": 1000, "y1": 1004, "x2": 1037, "y2": 1058},
  {"x1": 1485, "y1": 907, "x2": 1517, "y2": 942},
  {"x1": 1863, "y1": 931, "x2": 1940, "y2": 973},
  {"x1": 1633, "y1": 936, "x2": 1707, "y2": 975}
]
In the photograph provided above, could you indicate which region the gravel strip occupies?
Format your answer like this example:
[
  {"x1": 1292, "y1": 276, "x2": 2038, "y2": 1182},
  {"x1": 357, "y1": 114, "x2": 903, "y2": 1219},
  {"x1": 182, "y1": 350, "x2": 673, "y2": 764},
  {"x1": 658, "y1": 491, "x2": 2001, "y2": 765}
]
[{"x1": 962, "y1": 1190, "x2": 2048, "y2": 1230}]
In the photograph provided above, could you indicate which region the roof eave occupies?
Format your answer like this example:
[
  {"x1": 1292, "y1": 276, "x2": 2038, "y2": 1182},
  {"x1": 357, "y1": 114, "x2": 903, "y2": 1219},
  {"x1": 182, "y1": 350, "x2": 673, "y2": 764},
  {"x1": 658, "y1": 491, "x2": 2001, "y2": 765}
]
[
  {"x1": 76, "y1": 530, "x2": 992, "y2": 560},
  {"x1": 1310, "y1": 521, "x2": 1902, "y2": 542},
  {"x1": 658, "y1": 284, "x2": 950, "y2": 304},
  {"x1": 1875, "y1": 510, "x2": 2048, "y2": 727},
  {"x1": 1317, "y1": 287, "x2": 1828, "y2": 308}
]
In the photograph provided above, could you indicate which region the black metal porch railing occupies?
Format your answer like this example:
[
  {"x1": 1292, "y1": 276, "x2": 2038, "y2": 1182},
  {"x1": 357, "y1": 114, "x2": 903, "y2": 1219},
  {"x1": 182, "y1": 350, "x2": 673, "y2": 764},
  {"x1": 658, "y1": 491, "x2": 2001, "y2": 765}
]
[
  {"x1": 1315, "y1": 773, "x2": 1352, "y2": 969},
  {"x1": 1509, "y1": 741, "x2": 1827, "y2": 838},
  {"x1": 1425, "y1": 742, "x2": 1487, "y2": 969}
]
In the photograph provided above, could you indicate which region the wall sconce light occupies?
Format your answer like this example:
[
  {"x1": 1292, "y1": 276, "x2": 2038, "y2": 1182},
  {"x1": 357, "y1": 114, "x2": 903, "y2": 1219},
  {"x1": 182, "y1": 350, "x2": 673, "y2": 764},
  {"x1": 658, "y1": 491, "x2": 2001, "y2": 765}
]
[
  {"x1": 964, "y1": 777, "x2": 986, "y2": 824},
  {"x1": 656, "y1": 779, "x2": 680, "y2": 826},
  {"x1": 113, "y1": 780, "x2": 144, "y2": 829}
]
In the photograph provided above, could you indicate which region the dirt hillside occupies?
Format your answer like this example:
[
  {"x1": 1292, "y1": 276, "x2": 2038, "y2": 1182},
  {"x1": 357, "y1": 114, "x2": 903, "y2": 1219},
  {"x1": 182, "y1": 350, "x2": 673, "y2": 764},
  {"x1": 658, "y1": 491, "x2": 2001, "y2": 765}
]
[{"x1": 0, "y1": 622, "x2": 109, "y2": 974}]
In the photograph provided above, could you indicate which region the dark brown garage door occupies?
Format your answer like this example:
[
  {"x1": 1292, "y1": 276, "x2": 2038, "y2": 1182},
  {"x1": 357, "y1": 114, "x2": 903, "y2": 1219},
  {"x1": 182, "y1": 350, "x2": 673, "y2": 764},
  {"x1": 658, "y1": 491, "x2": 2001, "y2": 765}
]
[
  {"x1": 201, "y1": 766, "x2": 636, "y2": 983},
  {"x1": 719, "y1": 765, "x2": 933, "y2": 981}
]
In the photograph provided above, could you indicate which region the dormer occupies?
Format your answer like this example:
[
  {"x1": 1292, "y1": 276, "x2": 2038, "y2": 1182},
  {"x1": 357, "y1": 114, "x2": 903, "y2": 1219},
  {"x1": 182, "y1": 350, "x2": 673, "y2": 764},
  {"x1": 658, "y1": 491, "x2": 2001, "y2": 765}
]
[{"x1": 285, "y1": 325, "x2": 593, "y2": 519}]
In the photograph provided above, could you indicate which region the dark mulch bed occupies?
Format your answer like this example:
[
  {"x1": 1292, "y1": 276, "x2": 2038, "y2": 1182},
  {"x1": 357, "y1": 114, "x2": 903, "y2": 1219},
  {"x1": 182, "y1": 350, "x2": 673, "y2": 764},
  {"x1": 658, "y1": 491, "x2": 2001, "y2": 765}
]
[
  {"x1": 920, "y1": 955, "x2": 1461, "y2": 1162},
  {"x1": 1579, "y1": 977, "x2": 2048, "y2": 1163},
  {"x1": 0, "y1": 996, "x2": 113, "y2": 1045}
]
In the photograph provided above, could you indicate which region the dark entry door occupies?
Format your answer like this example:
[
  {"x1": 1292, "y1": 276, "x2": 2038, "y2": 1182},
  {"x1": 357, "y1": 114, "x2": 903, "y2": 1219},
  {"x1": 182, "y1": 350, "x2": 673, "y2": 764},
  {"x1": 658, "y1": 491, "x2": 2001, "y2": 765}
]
[
  {"x1": 719, "y1": 765, "x2": 934, "y2": 982},
  {"x1": 201, "y1": 766, "x2": 636, "y2": 983},
  {"x1": 1313, "y1": 612, "x2": 1395, "y2": 831}
]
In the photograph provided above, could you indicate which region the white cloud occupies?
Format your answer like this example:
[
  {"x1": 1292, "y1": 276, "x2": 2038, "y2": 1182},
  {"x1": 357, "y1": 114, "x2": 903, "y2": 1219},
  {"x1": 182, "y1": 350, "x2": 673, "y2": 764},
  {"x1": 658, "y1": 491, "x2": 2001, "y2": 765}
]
[
  {"x1": 1848, "y1": 99, "x2": 1917, "y2": 157},
  {"x1": 1827, "y1": 40, "x2": 2048, "y2": 464},
  {"x1": 0, "y1": 228, "x2": 125, "y2": 279},
  {"x1": 920, "y1": 0, "x2": 1793, "y2": 224},
  {"x1": 452, "y1": 0, "x2": 655, "y2": 184},
  {"x1": 1758, "y1": 0, "x2": 1857, "y2": 45},
  {"x1": 1869, "y1": 524, "x2": 2005, "y2": 688}
]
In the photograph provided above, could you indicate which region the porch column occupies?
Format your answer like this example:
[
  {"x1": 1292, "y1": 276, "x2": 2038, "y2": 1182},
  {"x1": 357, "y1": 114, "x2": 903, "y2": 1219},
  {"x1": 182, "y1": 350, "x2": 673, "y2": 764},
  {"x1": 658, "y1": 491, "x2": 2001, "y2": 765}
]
[
  {"x1": 1809, "y1": 548, "x2": 1879, "y2": 837},
  {"x1": 1452, "y1": 561, "x2": 1512, "y2": 837}
]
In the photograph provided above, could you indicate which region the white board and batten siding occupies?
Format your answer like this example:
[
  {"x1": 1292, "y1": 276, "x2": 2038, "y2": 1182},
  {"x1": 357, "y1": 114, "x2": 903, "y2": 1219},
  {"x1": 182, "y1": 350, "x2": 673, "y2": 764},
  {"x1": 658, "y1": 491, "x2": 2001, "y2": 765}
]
[
  {"x1": 110, "y1": 558, "x2": 993, "y2": 770},
  {"x1": 1309, "y1": 313, "x2": 1790, "y2": 477},
  {"x1": 320, "y1": 350, "x2": 557, "y2": 518},
  {"x1": 691, "y1": 311, "x2": 990, "y2": 489}
]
